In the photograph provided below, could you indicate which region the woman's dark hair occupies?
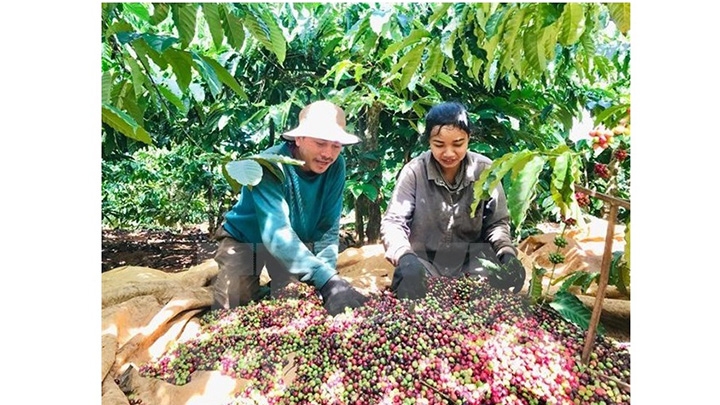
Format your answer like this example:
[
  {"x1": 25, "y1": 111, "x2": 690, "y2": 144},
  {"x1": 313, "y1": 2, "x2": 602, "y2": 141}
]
[{"x1": 422, "y1": 101, "x2": 473, "y2": 143}]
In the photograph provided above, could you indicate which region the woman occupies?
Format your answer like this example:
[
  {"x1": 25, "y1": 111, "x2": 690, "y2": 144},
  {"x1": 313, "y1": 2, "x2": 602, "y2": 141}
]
[{"x1": 380, "y1": 101, "x2": 525, "y2": 299}]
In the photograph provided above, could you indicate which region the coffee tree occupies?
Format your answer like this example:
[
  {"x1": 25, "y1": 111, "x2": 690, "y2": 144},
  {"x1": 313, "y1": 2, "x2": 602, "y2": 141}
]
[{"x1": 101, "y1": 2, "x2": 631, "y2": 242}]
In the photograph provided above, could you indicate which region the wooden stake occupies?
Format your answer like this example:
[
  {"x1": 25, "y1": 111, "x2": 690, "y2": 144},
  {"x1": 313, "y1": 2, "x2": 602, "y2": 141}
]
[
  {"x1": 575, "y1": 185, "x2": 630, "y2": 364},
  {"x1": 581, "y1": 203, "x2": 619, "y2": 364}
]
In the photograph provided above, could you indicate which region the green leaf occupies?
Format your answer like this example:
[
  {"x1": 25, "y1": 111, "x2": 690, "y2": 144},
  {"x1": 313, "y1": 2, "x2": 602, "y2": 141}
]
[
  {"x1": 557, "y1": 3, "x2": 585, "y2": 46},
  {"x1": 102, "y1": 104, "x2": 153, "y2": 145},
  {"x1": 221, "y1": 157, "x2": 242, "y2": 195},
  {"x1": 126, "y1": 56, "x2": 145, "y2": 99},
  {"x1": 388, "y1": 43, "x2": 423, "y2": 81},
  {"x1": 115, "y1": 31, "x2": 141, "y2": 45},
  {"x1": 522, "y1": 23, "x2": 547, "y2": 74},
  {"x1": 433, "y1": 72, "x2": 457, "y2": 90},
  {"x1": 471, "y1": 150, "x2": 534, "y2": 216},
  {"x1": 507, "y1": 154, "x2": 546, "y2": 229},
  {"x1": 171, "y1": 3, "x2": 198, "y2": 49},
  {"x1": 221, "y1": 6, "x2": 245, "y2": 50},
  {"x1": 102, "y1": 71, "x2": 112, "y2": 104},
  {"x1": 549, "y1": 291, "x2": 605, "y2": 335},
  {"x1": 123, "y1": 3, "x2": 150, "y2": 22},
  {"x1": 399, "y1": 44, "x2": 424, "y2": 90},
  {"x1": 549, "y1": 150, "x2": 576, "y2": 216},
  {"x1": 428, "y1": 3, "x2": 452, "y2": 27},
  {"x1": 149, "y1": 3, "x2": 170, "y2": 25},
  {"x1": 381, "y1": 28, "x2": 430, "y2": 60},
  {"x1": 249, "y1": 153, "x2": 305, "y2": 182},
  {"x1": 424, "y1": 42, "x2": 445, "y2": 80},
  {"x1": 249, "y1": 153, "x2": 305, "y2": 167},
  {"x1": 360, "y1": 183, "x2": 378, "y2": 201},
  {"x1": 606, "y1": 3, "x2": 630, "y2": 35},
  {"x1": 140, "y1": 33, "x2": 178, "y2": 53},
  {"x1": 321, "y1": 37, "x2": 343, "y2": 59},
  {"x1": 119, "y1": 83, "x2": 144, "y2": 126},
  {"x1": 593, "y1": 103, "x2": 630, "y2": 127},
  {"x1": 191, "y1": 53, "x2": 222, "y2": 98},
  {"x1": 244, "y1": 5, "x2": 286, "y2": 65},
  {"x1": 202, "y1": 3, "x2": 225, "y2": 49},
  {"x1": 164, "y1": 48, "x2": 193, "y2": 92},
  {"x1": 554, "y1": 270, "x2": 589, "y2": 290},
  {"x1": 621, "y1": 222, "x2": 631, "y2": 291},
  {"x1": 157, "y1": 84, "x2": 187, "y2": 113},
  {"x1": 550, "y1": 150, "x2": 570, "y2": 191},
  {"x1": 132, "y1": 38, "x2": 168, "y2": 70},
  {"x1": 498, "y1": 7, "x2": 525, "y2": 75},
  {"x1": 200, "y1": 55, "x2": 248, "y2": 100},
  {"x1": 225, "y1": 160, "x2": 263, "y2": 187},
  {"x1": 529, "y1": 266, "x2": 546, "y2": 303}
]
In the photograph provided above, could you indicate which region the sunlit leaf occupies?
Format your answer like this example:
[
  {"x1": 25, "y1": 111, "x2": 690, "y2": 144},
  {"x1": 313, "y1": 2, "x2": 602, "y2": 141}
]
[
  {"x1": 123, "y1": 3, "x2": 150, "y2": 22},
  {"x1": 607, "y1": 3, "x2": 630, "y2": 35},
  {"x1": 164, "y1": 48, "x2": 193, "y2": 92},
  {"x1": 201, "y1": 55, "x2": 248, "y2": 100},
  {"x1": 157, "y1": 84, "x2": 187, "y2": 113},
  {"x1": 557, "y1": 3, "x2": 585, "y2": 46},
  {"x1": 226, "y1": 160, "x2": 263, "y2": 187},
  {"x1": 507, "y1": 154, "x2": 546, "y2": 228},
  {"x1": 399, "y1": 44, "x2": 424, "y2": 90},
  {"x1": 102, "y1": 71, "x2": 112, "y2": 104},
  {"x1": 244, "y1": 5, "x2": 286, "y2": 64},
  {"x1": 140, "y1": 33, "x2": 178, "y2": 53},
  {"x1": 202, "y1": 3, "x2": 225, "y2": 49},
  {"x1": 149, "y1": 3, "x2": 170, "y2": 25},
  {"x1": 172, "y1": 3, "x2": 198, "y2": 49},
  {"x1": 191, "y1": 53, "x2": 222, "y2": 98},
  {"x1": 221, "y1": 5, "x2": 245, "y2": 50},
  {"x1": 549, "y1": 291, "x2": 605, "y2": 334},
  {"x1": 102, "y1": 104, "x2": 153, "y2": 145}
]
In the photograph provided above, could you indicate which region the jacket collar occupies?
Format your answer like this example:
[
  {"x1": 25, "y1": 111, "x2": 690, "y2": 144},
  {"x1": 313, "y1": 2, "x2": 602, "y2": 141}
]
[{"x1": 424, "y1": 151, "x2": 471, "y2": 189}]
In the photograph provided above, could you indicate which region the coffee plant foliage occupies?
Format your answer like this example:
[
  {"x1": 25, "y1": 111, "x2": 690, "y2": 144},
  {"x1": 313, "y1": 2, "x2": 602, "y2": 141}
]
[
  {"x1": 102, "y1": 145, "x2": 234, "y2": 230},
  {"x1": 102, "y1": 3, "x2": 630, "y2": 238}
]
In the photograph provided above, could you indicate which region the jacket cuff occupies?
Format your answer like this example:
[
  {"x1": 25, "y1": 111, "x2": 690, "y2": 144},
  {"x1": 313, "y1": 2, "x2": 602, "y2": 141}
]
[
  {"x1": 387, "y1": 246, "x2": 415, "y2": 266},
  {"x1": 496, "y1": 246, "x2": 517, "y2": 261}
]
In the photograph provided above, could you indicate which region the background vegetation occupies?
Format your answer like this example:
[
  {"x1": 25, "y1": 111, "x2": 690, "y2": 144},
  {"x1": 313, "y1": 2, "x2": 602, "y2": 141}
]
[{"x1": 101, "y1": 2, "x2": 631, "y2": 243}]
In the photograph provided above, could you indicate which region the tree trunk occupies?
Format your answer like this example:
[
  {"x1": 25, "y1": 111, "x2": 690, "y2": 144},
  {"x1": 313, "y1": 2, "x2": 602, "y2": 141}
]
[
  {"x1": 362, "y1": 101, "x2": 383, "y2": 244},
  {"x1": 354, "y1": 196, "x2": 366, "y2": 245}
]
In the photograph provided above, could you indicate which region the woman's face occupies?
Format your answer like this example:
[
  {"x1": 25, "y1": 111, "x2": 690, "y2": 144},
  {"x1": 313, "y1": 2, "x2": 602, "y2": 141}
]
[{"x1": 429, "y1": 125, "x2": 469, "y2": 173}]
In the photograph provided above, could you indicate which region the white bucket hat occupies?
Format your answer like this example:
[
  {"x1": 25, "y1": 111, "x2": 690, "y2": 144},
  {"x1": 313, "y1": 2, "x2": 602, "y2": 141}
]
[{"x1": 282, "y1": 100, "x2": 361, "y2": 145}]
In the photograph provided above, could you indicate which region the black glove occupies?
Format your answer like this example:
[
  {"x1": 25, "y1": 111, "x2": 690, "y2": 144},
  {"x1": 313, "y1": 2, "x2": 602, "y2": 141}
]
[
  {"x1": 319, "y1": 275, "x2": 367, "y2": 316},
  {"x1": 390, "y1": 253, "x2": 428, "y2": 299},
  {"x1": 488, "y1": 254, "x2": 526, "y2": 293}
]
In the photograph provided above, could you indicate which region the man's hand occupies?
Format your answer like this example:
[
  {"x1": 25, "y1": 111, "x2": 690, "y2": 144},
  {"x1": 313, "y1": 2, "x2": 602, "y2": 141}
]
[
  {"x1": 319, "y1": 275, "x2": 367, "y2": 316},
  {"x1": 390, "y1": 253, "x2": 428, "y2": 299},
  {"x1": 488, "y1": 254, "x2": 526, "y2": 293}
]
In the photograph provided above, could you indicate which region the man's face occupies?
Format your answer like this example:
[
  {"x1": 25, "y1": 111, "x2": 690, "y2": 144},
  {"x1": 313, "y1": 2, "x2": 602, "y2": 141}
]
[{"x1": 294, "y1": 136, "x2": 344, "y2": 173}]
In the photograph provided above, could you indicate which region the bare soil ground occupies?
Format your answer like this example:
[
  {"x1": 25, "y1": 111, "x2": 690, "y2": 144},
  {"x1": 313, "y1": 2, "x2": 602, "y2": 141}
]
[{"x1": 102, "y1": 228, "x2": 217, "y2": 273}]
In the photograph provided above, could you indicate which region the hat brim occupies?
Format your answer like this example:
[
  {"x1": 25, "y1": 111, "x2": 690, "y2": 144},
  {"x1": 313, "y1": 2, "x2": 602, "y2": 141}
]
[{"x1": 282, "y1": 125, "x2": 361, "y2": 145}]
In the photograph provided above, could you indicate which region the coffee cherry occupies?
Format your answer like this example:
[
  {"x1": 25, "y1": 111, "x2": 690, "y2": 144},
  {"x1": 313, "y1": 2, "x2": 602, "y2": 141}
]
[
  {"x1": 614, "y1": 148, "x2": 628, "y2": 162},
  {"x1": 594, "y1": 163, "x2": 610, "y2": 179},
  {"x1": 575, "y1": 192, "x2": 590, "y2": 208}
]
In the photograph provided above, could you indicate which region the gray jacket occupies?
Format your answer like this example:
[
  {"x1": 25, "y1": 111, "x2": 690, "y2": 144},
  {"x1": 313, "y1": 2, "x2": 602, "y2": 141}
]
[{"x1": 380, "y1": 150, "x2": 517, "y2": 277}]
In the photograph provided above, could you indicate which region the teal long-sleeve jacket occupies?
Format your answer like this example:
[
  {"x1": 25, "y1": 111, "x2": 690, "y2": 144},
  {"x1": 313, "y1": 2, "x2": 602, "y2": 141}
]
[{"x1": 222, "y1": 142, "x2": 345, "y2": 289}]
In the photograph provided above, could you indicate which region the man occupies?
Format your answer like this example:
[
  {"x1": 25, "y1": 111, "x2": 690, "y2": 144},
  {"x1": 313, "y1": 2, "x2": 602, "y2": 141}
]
[{"x1": 212, "y1": 100, "x2": 367, "y2": 315}]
